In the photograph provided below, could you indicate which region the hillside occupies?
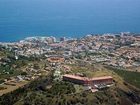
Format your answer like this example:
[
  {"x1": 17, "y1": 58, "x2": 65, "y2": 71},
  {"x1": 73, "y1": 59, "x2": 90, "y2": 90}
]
[{"x1": 0, "y1": 65, "x2": 140, "y2": 105}]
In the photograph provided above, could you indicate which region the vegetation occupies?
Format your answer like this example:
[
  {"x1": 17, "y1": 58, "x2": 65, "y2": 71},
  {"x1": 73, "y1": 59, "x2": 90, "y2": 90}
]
[
  {"x1": 105, "y1": 66, "x2": 140, "y2": 89},
  {"x1": 0, "y1": 73, "x2": 53, "y2": 105},
  {"x1": 0, "y1": 47, "x2": 44, "y2": 81},
  {"x1": 14, "y1": 87, "x2": 140, "y2": 105},
  {"x1": 113, "y1": 70, "x2": 140, "y2": 89},
  {"x1": 0, "y1": 75, "x2": 76, "y2": 105},
  {"x1": 0, "y1": 47, "x2": 140, "y2": 105},
  {"x1": 1, "y1": 65, "x2": 140, "y2": 105}
]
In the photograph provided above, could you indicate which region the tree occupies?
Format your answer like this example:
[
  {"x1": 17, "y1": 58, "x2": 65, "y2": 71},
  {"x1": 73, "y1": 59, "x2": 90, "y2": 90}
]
[
  {"x1": 21, "y1": 72, "x2": 27, "y2": 76},
  {"x1": 33, "y1": 63, "x2": 40, "y2": 70}
]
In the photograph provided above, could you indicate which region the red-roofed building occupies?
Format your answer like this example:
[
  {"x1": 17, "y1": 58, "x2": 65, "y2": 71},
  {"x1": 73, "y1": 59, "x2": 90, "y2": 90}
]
[
  {"x1": 91, "y1": 76, "x2": 113, "y2": 85},
  {"x1": 63, "y1": 74, "x2": 90, "y2": 85},
  {"x1": 63, "y1": 74, "x2": 113, "y2": 86}
]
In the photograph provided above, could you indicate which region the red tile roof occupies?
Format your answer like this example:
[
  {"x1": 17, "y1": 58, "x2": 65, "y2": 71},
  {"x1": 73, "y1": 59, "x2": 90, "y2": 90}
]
[{"x1": 63, "y1": 74, "x2": 113, "y2": 81}]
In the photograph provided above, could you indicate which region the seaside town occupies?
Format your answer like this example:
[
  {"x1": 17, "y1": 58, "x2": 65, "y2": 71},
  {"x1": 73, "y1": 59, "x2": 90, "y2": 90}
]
[
  {"x1": 1, "y1": 32, "x2": 140, "y2": 68},
  {"x1": 0, "y1": 32, "x2": 140, "y2": 105}
]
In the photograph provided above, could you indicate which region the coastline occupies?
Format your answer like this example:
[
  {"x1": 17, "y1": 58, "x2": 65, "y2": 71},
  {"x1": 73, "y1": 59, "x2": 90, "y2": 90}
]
[{"x1": 1, "y1": 32, "x2": 140, "y2": 43}]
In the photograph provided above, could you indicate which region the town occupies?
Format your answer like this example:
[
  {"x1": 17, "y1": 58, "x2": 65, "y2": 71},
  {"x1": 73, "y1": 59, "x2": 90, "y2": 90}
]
[
  {"x1": 1, "y1": 32, "x2": 140, "y2": 69},
  {"x1": 0, "y1": 32, "x2": 140, "y2": 105}
]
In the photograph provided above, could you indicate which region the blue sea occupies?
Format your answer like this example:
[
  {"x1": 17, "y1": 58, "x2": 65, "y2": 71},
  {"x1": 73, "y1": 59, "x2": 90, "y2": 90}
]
[{"x1": 0, "y1": 0, "x2": 140, "y2": 42}]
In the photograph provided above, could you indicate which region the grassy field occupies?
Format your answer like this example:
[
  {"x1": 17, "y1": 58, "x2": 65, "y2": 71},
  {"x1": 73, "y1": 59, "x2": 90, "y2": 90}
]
[
  {"x1": 0, "y1": 81, "x2": 28, "y2": 96},
  {"x1": 105, "y1": 66, "x2": 140, "y2": 89},
  {"x1": 70, "y1": 64, "x2": 101, "y2": 78},
  {"x1": 113, "y1": 69, "x2": 140, "y2": 89}
]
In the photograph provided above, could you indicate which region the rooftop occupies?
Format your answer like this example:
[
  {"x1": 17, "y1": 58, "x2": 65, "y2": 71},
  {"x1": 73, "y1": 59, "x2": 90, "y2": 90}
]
[
  {"x1": 63, "y1": 74, "x2": 89, "y2": 81},
  {"x1": 63, "y1": 74, "x2": 113, "y2": 81},
  {"x1": 91, "y1": 76, "x2": 113, "y2": 81}
]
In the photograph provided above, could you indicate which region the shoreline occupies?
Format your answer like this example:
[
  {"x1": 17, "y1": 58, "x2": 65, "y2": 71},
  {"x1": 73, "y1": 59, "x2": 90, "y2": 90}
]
[{"x1": 1, "y1": 32, "x2": 140, "y2": 43}]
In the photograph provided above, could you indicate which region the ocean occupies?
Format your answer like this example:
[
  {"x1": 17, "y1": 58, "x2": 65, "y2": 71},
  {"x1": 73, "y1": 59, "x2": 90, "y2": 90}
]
[{"x1": 0, "y1": 0, "x2": 140, "y2": 42}]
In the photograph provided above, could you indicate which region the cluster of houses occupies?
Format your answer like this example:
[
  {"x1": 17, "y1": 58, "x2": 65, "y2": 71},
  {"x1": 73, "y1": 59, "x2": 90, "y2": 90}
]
[{"x1": 1, "y1": 33, "x2": 140, "y2": 69}]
